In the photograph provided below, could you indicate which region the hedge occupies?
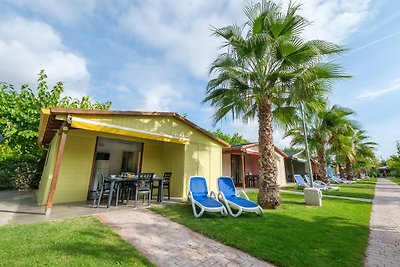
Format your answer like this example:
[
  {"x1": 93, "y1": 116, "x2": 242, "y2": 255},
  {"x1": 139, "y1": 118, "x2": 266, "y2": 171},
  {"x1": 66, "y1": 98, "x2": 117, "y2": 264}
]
[{"x1": 0, "y1": 156, "x2": 40, "y2": 190}]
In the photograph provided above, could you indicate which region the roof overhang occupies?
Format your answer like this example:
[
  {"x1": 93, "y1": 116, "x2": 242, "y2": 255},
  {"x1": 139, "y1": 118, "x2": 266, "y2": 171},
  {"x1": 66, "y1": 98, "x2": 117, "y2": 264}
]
[
  {"x1": 70, "y1": 116, "x2": 189, "y2": 144},
  {"x1": 291, "y1": 157, "x2": 307, "y2": 163},
  {"x1": 37, "y1": 108, "x2": 229, "y2": 147},
  {"x1": 223, "y1": 143, "x2": 288, "y2": 158},
  {"x1": 38, "y1": 109, "x2": 64, "y2": 145},
  {"x1": 377, "y1": 166, "x2": 390, "y2": 170}
]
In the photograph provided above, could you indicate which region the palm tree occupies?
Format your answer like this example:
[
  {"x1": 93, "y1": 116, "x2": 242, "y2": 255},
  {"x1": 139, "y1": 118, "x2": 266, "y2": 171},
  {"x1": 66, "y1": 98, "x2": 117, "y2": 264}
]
[
  {"x1": 203, "y1": 1, "x2": 347, "y2": 208},
  {"x1": 353, "y1": 131, "x2": 377, "y2": 177},
  {"x1": 331, "y1": 128, "x2": 357, "y2": 179},
  {"x1": 335, "y1": 130, "x2": 376, "y2": 179},
  {"x1": 286, "y1": 104, "x2": 355, "y2": 183}
]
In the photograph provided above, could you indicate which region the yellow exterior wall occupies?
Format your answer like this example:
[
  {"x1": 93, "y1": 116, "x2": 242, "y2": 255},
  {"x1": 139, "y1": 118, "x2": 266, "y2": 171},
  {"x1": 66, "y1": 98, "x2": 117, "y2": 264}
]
[
  {"x1": 52, "y1": 131, "x2": 97, "y2": 203},
  {"x1": 162, "y1": 142, "x2": 185, "y2": 197},
  {"x1": 37, "y1": 115, "x2": 225, "y2": 204},
  {"x1": 36, "y1": 130, "x2": 97, "y2": 205},
  {"x1": 209, "y1": 146, "x2": 223, "y2": 193},
  {"x1": 141, "y1": 141, "x2": 164, "y2": 176},
  {"x1": 36, "y1": 134, "x2": 60, "y2": 205},
  {"x1": 182, "y1": 142, "x2": 222, "y2": 198}
]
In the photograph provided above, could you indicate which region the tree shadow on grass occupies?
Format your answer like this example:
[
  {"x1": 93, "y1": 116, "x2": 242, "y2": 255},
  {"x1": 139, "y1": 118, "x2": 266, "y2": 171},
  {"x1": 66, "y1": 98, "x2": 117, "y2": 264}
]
[{"x1": 49, "y1": 227, "x2": 153, "y2": 266}]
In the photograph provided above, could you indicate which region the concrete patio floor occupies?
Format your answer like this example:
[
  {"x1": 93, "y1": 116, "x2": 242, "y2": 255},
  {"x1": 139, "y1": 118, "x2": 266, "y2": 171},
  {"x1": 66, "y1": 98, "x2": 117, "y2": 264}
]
[{"x1": 0, "y1": 190, "x2": 182, "y2": 226}]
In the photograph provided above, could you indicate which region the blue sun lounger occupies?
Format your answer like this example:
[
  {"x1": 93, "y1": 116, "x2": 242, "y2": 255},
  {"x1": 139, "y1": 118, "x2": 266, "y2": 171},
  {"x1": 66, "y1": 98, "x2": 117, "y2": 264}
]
[
  {"x1": 188, "y1": 176, "x2": 227, "y2": 218},
  {"x1": 304, "y1": 174, "x2": 340, "y2": 191},
  {"x1": 303, "y1": 174, "x2": 328, "y2": 191},
  {"x1": 217, "y1": 176, "x2": 263, "y2": 217},
  {"x1": 293, "y1": 174, "x2": 309, "y2": 189}
]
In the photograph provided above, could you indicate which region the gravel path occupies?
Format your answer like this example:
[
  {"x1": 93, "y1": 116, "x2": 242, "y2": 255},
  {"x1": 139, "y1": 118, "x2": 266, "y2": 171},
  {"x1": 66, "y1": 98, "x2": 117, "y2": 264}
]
[{"x1": 365, "y1": 178, "x2": 400, "y2": 267}]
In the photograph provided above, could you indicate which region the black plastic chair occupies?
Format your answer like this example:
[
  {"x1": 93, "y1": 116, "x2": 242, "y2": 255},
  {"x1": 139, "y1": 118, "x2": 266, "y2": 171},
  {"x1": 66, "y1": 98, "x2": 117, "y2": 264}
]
[
  {"x1": 93, "y1": 173, "x2": 111, "y2": 208},
  {"x1": 152, "y1": 172, "x2": 172, "y2": 201},
  {"x1": 122, "y1": 179, "x2": 136, "y2": 205},
  {"x1": 134, "y1": 173, "x2": 153, "y2": 207}
]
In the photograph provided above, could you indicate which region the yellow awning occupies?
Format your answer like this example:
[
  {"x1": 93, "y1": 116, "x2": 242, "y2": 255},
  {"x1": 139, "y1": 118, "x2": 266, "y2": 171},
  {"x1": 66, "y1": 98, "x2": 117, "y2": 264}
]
[{"x1": 70, "y1": 116, "x2": 189, "y2": 144}]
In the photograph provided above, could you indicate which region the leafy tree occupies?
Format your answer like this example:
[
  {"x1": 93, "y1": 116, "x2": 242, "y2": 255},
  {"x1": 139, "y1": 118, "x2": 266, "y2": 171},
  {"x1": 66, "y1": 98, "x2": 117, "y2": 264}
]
[
  {"x1": 397, "y1": 140, "x2": 400, "y2": 155},
  {"x1": 204, "y1": 1, "x2": 347, "y2": 208},
  {"x1": 379, "y1": 158, "x2": 387, "y2": 167},
  {"x1": 0, "y1": 70, "x2": 111, "y2": 158},
  {"x1": 287, "y1": 104, "x2": 355, "y2": 182},
  {"x1": 344, "y1": 130, "x2": 376, "y2": 179},
  {"x1": 388, "y1": 141, "x2": 400, "y2": 176},
  {"x1": 0, "y1": 70, "x2": 111, "y2": 189},
  {"x1": 211, "y1": 129, "x2": 249, "y2": 145}
]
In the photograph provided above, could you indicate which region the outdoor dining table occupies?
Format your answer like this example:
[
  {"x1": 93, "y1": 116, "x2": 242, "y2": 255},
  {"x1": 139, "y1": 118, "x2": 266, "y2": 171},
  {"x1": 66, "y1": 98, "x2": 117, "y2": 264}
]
[{"x1": 106, "y1": 175, "x2": 164, "y2": 208}]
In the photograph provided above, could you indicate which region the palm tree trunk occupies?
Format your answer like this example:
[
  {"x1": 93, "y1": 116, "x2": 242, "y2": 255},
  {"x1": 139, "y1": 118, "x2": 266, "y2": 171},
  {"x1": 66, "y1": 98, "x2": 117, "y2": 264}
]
[
  {"x1": 317, "y1": 148, "x2": 328, "y2": 183},
  {"x1": 257, "y1": 97, "x2": 281, "y2": 209},
  {"x1": 338, "y1": 163, "x2": 345, "y2": 178},
  {"x1": 346, "y1": 161, "x2": 354, "y2": 180}
]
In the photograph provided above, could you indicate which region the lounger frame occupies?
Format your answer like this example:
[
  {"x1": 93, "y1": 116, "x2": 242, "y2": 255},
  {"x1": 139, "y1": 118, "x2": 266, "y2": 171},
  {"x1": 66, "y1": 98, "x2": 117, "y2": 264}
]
[
  {"x1": 188, "y1": 177, "x2": 227, "y2": 218},
  {"x1": 218, "y1": 190, "x2": 263, "y2": 217}
]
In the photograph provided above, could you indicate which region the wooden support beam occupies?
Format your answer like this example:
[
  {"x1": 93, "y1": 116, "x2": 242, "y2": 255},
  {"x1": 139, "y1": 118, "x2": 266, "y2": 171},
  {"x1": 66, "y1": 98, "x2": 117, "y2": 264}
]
[
  {"x1": 138, "y1": 143, "x2": 144, "y2": 174},
  {"x1": 45, "y1": 125, "x2": 68, "y2": 215},
  {"x1": 241, "y1": 153, "x2": 246, "y2": 189},
  {"x1": 291, "y1": 159, "x2": 295, "y2": 181}
]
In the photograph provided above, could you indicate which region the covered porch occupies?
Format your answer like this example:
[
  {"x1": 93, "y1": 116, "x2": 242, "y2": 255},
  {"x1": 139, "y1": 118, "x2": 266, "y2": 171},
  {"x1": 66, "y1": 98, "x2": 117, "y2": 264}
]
[
  {"x1": 0, "y1": 190, "x2": 181, "y2": 226},
  {"x1": 222, "y1": 143, "x2": 287, "y2": 188},
  {"x1": 284, "y1": 151, "x2": 319, "y2": 182},
  {"x1": 36, "y1": 108, "x2": 228, "y2": 214}
]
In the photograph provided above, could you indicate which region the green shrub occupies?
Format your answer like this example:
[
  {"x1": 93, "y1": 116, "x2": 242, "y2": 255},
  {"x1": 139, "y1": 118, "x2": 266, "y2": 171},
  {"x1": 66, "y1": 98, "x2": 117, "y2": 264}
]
[{"x1": 0, "y1": 156, "x2": 39, "y2": 190}]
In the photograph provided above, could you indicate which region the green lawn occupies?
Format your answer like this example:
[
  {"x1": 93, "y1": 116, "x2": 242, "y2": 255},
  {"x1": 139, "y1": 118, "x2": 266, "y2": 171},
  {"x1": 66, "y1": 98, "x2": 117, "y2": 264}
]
[
  {"x1": 282, "y1": 178, "x2": 377, "y2": 199},
  {"x1": 152, "y1": 193, "x2": 371, "y2": 267},
  {"x1": 0, "y1": 216, "x2": 153, "y2": 267},
  {"x1": 388, "y1": 177, "x2": 400, "y2": 185}
]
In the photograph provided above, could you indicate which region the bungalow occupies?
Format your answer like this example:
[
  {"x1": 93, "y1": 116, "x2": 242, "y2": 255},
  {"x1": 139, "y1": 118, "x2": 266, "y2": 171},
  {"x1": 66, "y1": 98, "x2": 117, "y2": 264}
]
[
  {"x1": 36, "y1": 108, "x2": 229, "y2": 212},
  {"x1": 284, "y1": 151, "x2": 319, "y2": 182},
  {"x1": 378, "y1": 166, "x2": 390, "y2": 177},
  {"x1": 222, "y1": 143, "x2": 288, "y2": 188}
]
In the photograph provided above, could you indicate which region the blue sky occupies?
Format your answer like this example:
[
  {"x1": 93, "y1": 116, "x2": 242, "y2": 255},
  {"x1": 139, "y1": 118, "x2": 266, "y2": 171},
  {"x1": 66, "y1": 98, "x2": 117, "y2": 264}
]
[{"x1": 1, "y1": 0, "x2": 399, "y2": 159}]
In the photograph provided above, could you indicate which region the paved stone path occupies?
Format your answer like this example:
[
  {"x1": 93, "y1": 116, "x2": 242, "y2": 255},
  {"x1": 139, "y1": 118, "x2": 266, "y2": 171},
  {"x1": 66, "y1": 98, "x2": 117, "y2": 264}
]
[
  {"x1": 98, "y1": 209, "x2": 274, "y2": 267},
  {"x1": 365, "y1": 178, "x2": 400, "y2": 267},
  {"x1": 0, "y1": 191, "x2": 22, "y2": 226}
]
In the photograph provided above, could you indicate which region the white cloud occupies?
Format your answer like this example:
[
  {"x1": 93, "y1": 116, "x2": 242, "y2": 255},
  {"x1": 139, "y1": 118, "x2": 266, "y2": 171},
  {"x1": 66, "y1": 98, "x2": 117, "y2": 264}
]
[
  {"x1": 113, "y1": 59, "x2": 197, "y2": 112},
  {"x1": 104, "y1": 0, "x2": 374, "y2": 141},
  {"x1": 298, "y1": 0, "x2": 372, "y2": 43},
  {"x1": 117, "y1": 0, "x2": 373, "y2": 83},
  {"x1": 117, "y1": 1, "x2": 245, "y2": 79},
  {"x1": 4, "y1": 0, "x2": 96, "y2": 25},
  {"x1": 2, "y1": 1, "x2": 372, "y2": 136},
  {"x1": 113, "y1": 0, "x2": 374, "y2": 144},
  {"x1": 357, "y1": 79, "x2": 400, "y2": 100},
  {"x1": 0, "y1": 17, "x2": 90, "y2": 98}
]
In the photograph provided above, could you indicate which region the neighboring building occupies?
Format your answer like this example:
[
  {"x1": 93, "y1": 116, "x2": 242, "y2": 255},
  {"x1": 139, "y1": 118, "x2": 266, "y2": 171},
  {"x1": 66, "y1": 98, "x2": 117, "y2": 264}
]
[
  {"x1": 284, "y1": 151, "x2": 319, "y2": 182},
  {"x1": 284, "y1": 151, "x2": 306, "y2": 182},
  {"x1": 36, "y1": 108, "x2": 229, "y2": 206},
  {"x1": 378, "y1": 166, "x2": 390, "y2": 177},
  {"x1": 222, "y1": 143, "x2": 288, "y2": 188}
]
